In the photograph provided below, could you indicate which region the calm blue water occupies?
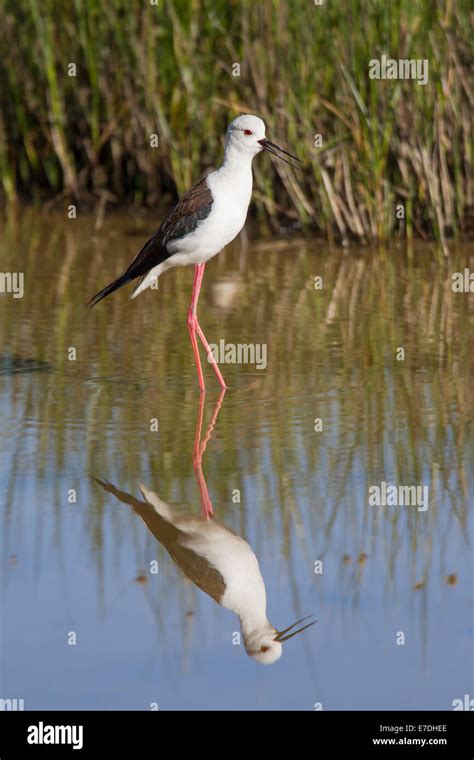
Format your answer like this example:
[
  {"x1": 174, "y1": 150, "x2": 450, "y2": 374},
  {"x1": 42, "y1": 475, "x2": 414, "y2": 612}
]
[{"x1": 0, "y1": 218, "x2": 472, "y2": 709}]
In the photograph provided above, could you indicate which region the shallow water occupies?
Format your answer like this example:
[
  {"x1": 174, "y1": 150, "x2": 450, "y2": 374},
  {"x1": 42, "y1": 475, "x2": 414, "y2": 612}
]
[{"x1": 0, "y1": 210, "x2": 472, "y2": 710}]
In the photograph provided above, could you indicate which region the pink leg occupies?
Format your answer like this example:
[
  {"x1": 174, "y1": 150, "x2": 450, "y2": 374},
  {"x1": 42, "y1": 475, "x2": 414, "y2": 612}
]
[
  {"x1": 187, "y1": 265, "x2": 206, "y2": 392},
  {"x1": 192, "y1": 392, "x2": 213, "y2": 518},
  {"x1": 187, "y1": 264, "x2": 227, "y2": 391},
  {"x1": 192, "y1": 388, "x2": 226, "y2": 519}
]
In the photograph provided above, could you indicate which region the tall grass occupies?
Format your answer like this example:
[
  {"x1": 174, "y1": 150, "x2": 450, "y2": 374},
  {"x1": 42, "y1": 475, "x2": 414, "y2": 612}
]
[{"x1": 0, "y1": 0, "x2": 472, "y2": 245}]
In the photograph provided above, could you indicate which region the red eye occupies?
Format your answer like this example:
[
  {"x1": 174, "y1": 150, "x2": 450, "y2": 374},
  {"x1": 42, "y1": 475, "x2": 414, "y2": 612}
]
[{"x1": 244, "y1": 129, "x2": 253, "y2": 136}]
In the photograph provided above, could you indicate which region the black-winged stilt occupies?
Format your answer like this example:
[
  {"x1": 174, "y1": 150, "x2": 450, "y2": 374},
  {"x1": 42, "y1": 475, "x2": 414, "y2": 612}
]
[
  {"x1": 86, "y1": 114, "x2": 301, "y2": 391},
  {"x1": 92, "y1": 392, "x2": 315, "y2": 664}
]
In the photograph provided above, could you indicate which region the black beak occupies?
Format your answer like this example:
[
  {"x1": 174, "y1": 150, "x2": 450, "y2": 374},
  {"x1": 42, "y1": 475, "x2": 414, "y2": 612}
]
[
  {"x1": 274, "y1": 615, "x2": 316, "y2": 643},
  {"x1": 258, "y1": 138, "x2": 302, "y2": 169}
]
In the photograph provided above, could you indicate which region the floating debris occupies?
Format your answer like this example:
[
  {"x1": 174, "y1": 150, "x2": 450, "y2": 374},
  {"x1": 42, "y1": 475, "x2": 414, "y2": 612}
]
[{"x1": 0, "y1": 355, "x2": 52, "y2": 376}]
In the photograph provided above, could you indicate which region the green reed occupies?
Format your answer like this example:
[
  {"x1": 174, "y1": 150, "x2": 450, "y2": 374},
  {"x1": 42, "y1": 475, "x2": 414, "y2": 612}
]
[{"x1": 0, "y1": 0, "x2": 472, "y2": 246}]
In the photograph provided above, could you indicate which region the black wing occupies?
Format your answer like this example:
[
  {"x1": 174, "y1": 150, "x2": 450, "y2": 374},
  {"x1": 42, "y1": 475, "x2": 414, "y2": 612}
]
[
  {"x1": 92, "y1": 476, "x2": 226, "y2": 604},
  {"x1": 86, "y1": 177, "x2": 213, "y2": 308}
]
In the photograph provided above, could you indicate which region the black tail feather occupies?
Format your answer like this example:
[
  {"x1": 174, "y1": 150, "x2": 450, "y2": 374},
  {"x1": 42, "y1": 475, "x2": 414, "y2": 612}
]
[{"x1": 85, "y1": 273, "x2": 132, "y2": 309}]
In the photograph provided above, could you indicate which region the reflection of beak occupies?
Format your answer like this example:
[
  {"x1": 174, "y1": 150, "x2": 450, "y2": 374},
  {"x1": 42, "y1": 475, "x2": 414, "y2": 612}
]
[
  {"x1": 258, "y1": 138, "x2": 302, "y2": 169},
  {"x1": 274, "y1": 615, "x2": 316, "y2": 642}
]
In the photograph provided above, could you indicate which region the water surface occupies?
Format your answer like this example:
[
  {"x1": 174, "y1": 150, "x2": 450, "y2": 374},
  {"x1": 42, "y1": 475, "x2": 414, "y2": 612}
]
[{"x1": 0, "y1": 211, "x2": 472, "y2": 709}]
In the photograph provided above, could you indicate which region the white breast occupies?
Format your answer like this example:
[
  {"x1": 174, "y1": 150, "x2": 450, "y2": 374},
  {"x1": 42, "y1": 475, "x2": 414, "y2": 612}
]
[
  {"x1": 166, "y1": 164, "x2": 253, "y2": 266},
  {"x1": 181, "y1": 522, "x2": 267, "y2": 618}
]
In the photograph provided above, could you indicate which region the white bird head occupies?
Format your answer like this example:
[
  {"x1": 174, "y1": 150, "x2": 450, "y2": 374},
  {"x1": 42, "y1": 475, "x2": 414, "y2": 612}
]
[
  {"x1": 226, "y1": 114, "x2": 302, "y2": 167},
  {"x1": 244, "y1": 615, "x2": 316, "y2": 665},
  {"x1": 226, "y1": 114, "x2": 266, "y2": 156}
]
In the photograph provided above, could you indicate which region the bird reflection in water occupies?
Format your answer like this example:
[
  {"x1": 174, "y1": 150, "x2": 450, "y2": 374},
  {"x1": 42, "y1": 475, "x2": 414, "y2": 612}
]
[{"x1": 93, "y1": 391, "x2": 315, "y2": 664}]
